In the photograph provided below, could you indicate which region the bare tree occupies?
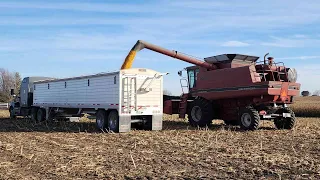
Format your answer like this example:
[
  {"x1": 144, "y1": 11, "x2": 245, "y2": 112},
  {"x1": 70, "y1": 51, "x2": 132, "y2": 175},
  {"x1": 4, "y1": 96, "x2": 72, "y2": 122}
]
[
  {"x1": 0, "y1": 68, "x2": 17, "y2": 102},
  {"x1": 301, "y1": 91, "x2": 310, "y2": 97},
  {"x1": 14, "y1": 72, "x2": 22, "y2": 95},
  {"x1": 312, "y1": 90, "x2": 320, "y2": 96},
  {"x1": 163, "y1": 89, "x2": 172, "y2": 96}
]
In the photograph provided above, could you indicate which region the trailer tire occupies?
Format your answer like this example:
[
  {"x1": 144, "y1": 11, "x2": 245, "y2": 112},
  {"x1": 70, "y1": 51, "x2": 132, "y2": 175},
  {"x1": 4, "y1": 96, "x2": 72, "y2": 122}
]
[
  {"x1": 36, "y1": 108, "x2": 45, "y2": 122},
  {"x1": 187, "y1": 97, "x2": 213, "y2": 127},
  {"x1": 31, "y1": 107, "x2": 38, "y2": 121},
  {"x1": 96, "y1": 110, "x2": 107, "y2": 131},
  {"x1": 274, "y1": 107, "x2": 296, "y2": 129},
  {"x1": 239, "y1": 106, "x2": 260, "y2": 130},
  {"x1": 108, "y1": 110, "x2": 119, "y2": 133}
]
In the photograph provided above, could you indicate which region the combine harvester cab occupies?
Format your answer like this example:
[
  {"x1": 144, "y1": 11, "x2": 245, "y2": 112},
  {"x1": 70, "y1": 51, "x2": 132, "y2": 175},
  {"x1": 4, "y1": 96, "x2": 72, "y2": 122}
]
[
  {"x1": 165, "y1": 53, "x2": 301, "y2": 130},
  {"x1": 10, "y1": 68, "x2": 166, "y2": 133}
]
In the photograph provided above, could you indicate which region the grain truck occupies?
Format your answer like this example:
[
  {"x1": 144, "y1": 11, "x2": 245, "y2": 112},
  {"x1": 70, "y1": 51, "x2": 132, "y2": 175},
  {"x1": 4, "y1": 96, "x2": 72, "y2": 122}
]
[{"x1": 9, "y1": 68, "x2": 167, "y2": 132}]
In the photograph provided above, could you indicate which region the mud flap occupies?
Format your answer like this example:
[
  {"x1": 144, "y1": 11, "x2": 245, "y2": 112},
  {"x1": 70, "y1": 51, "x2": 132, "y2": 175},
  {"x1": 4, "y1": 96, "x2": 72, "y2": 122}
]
[
  {"x1": 152, "y1": 114, "x2": 163, "y2": 130},
  {"x1": 119, "y1": 115, "x2": 131, "y2": 132}
]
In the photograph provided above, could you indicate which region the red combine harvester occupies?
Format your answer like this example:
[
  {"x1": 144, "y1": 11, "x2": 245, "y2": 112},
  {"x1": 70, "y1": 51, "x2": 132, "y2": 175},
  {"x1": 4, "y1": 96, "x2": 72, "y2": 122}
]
[{"x1": 121, "y1": 40, "x2": 301, "y2": 130}]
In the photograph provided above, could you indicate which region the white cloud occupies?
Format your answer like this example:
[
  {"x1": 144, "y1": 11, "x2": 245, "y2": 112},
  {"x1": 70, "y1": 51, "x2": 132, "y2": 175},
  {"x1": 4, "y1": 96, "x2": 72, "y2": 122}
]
[
  {"x1": 261, "y1": 36, "x2": 320, "y2": 48},
  {"x1": 221, "y1": 41, "x2": 250, "y2": 47},
  {"x1": 293, "y1": 34, "x2": 308, "y2": 38},
  {"x1": 277, "y1": 55, "x2": 320, "y2": 60}
]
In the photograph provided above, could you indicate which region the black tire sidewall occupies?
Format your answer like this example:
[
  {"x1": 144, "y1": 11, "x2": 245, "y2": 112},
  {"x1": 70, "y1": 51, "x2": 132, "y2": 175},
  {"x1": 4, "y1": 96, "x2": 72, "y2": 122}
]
[
  {"x1": 96, "y1": 110, "x2": 107, "y2": 130},
  {"x1": 188, "y1": 98, "x2": 213, "y2": 127},
  {"x1": 108, "y1": 110, "x2": 119, "y2": 132},
  {"x1": 36, "y1": 108, "x2": 45, "y2": 122},
  {"x1": 239, "y1": 107, "x2": 260, "y2": 130}
]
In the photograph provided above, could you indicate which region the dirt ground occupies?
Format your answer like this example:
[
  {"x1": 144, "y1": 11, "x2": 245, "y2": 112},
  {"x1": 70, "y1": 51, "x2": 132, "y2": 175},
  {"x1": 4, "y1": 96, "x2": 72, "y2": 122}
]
[{"x1": 0, "y1": 110, "x2": 319, "y2": 179}]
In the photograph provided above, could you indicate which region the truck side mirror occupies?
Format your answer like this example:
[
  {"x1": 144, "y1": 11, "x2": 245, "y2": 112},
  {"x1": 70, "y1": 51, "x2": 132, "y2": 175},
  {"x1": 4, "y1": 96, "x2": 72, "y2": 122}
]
[
  {"x1": 10, "y1": 89, "x2": 14, "y2": 95},
  {"x1": 178, "y1": 71, "x2": 182, "y2": 76}
]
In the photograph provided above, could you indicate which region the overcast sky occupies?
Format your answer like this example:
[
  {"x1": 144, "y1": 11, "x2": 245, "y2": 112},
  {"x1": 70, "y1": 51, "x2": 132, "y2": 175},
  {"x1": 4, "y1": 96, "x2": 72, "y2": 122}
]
[{"x1": 1, "y1": 0, "x2": 320, "y2": 95}]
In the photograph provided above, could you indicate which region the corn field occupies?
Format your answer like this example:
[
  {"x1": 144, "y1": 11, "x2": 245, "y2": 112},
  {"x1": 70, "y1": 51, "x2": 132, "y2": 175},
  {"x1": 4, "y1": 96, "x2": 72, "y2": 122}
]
[{"x1": 0, "y1": 97, "x2": 319, "y2": 179}]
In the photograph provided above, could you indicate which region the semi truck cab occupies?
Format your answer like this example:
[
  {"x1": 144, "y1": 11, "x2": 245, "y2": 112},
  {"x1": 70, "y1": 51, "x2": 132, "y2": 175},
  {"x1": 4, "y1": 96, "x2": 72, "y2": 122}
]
[{"x1": 9, "y1": 76, "x2": 54, "y2": 118}]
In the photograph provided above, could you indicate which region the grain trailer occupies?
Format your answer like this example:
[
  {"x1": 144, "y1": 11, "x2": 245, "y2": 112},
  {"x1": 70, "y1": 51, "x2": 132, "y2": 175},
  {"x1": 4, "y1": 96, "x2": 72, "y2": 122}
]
[{"x1": 10, "y1": 68, "x2": 167, "y2": 132}]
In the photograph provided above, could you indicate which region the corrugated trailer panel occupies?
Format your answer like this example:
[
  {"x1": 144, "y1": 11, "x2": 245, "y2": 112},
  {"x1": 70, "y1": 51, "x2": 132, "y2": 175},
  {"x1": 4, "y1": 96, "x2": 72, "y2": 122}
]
[{"x1": 34, "y1": 73, "x2": 120, "y2": 108}]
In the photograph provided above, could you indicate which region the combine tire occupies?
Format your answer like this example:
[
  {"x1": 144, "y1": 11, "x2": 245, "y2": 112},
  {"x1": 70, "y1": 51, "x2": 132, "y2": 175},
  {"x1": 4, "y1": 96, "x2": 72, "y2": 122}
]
[
  {"x1": 36, "y1": 108, "x2": 46, "y2": 122},
  {"x1": 108, "y1": 110, "x2": 119, "y2": 133},
  {"x1": 96, "y1": 110, "x2": 108, "y2": 131},
  {"x1": 238, "y1": 106, "x2": 260, "y2": 130},
  {"x1": 187, "y1": 97, "x2": 213, "y2": 127},
  {"x1": 274, "y1": 107, "x2": 296, "y2": 129}
]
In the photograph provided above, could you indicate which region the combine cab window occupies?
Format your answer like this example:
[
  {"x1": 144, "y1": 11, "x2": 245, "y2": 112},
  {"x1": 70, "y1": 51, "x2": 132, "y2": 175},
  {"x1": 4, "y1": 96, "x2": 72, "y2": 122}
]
[{"x1": 187, "y1": 68, "x2": 199, "y2": 89}]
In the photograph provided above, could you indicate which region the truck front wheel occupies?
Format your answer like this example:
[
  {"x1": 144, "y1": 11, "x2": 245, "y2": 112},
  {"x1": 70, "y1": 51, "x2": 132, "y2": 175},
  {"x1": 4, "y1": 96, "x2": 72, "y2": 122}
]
[
  {"x1": 9, "y1": 107, "x2": 16, "y2": 119},
  {"x1": 187, "y1": 97, "x2": 213, "y2": 127},
  {"x1": 31, "y1": 107, "x2": 38, "y2": 121},
  {"x1": 36, "y1": 108, "x2": 45, "y2": 122}
]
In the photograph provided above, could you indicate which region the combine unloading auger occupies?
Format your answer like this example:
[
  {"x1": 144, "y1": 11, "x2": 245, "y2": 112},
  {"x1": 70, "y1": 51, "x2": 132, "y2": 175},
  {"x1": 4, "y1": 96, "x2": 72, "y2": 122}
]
[{"x1": 120, "y1": 40, "x2": 217, "y2": 70}]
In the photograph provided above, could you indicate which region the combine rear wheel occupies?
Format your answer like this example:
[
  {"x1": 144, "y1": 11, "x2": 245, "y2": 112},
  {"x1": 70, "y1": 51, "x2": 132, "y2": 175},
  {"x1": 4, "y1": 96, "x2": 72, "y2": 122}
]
[
  {"x1": 187, "y1": 97, "x2": 213, "y2": 127},
  {"x1": 238, "y1": 106, "x2": 260, "y2": 130},
  {"x1": 274, "y1": 107, "x2": 296, "y2": 129}
]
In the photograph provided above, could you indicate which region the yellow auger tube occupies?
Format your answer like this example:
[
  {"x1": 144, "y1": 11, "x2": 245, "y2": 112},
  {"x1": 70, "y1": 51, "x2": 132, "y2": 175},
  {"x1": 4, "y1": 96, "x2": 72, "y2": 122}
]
[
  {"x1": 120, "y1": 50, "x2": 137, "y2": 69},
  {"x1": 120, "y1": 40, "x2": 216, "y2": 70}
]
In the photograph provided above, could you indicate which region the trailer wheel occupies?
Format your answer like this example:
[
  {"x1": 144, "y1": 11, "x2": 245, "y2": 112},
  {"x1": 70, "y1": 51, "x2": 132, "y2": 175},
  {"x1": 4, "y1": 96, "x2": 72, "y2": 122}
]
[
  {"x1": 238, "y1": 106, "x2": 260, "y2": 130},
  {"x1": 108, "y1": 110, "x2": 119, "y2": 133},
  {"x1": 31, "y1": 107, "x2": 38, "y2": 121},
  {"x1": 96, "y1": 110, "x2": 107, "y2": 131},
  {"x1": 274, "y1": 107, "x2": 296, "y2": 129},
  {"x1": 187, "y1": 98, "x2": 213, "y2": 127},
  {"x1": 36, "y1": 108, "x2": 45, "y2": 122}
]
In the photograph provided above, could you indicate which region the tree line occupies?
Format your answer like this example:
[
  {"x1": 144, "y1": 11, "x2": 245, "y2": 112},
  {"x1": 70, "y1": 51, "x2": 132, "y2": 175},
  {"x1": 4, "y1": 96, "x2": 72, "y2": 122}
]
[
  {"x1": 301, "y1": 90, "x2": 320, "y2": 97},
  {"x1": 0, "y1": 68, "x2": 21, "y2": 102}
]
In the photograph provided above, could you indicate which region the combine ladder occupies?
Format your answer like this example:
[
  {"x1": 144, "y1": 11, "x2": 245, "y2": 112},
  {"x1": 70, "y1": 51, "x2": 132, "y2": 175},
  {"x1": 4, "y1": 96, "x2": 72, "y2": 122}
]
[
  {"x1": 178, "y1": 94, "x2": 189, "y2": 118},
  {"x1": 178, "y1": 79, "x2": 189, "y2": 119},
  {"x1": 123, "y1": 77, "x2": 137, "y2": 113}
]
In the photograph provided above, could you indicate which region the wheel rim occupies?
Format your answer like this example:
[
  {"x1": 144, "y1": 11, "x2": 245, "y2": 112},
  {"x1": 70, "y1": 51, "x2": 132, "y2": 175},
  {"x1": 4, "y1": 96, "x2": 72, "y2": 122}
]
[
  {"x1": 191, "y1": 106, "x2": 202, "y2": 122},
  {"x1": 109, "y1": 112, "x2": 117, "y2": 130},
  {"x1": 241, "y1": 113, "x2": 252, "y2": 127},
  {"x1": 96, "y1": 114, "x2": 104, "y2": 129}
]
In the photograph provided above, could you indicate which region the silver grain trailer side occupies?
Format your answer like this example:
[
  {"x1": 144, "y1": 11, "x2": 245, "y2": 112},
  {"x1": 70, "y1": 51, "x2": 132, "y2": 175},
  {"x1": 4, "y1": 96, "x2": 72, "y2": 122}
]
[{"x1": 31, "y1": 68, "x2": 166, "y2": 132}]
